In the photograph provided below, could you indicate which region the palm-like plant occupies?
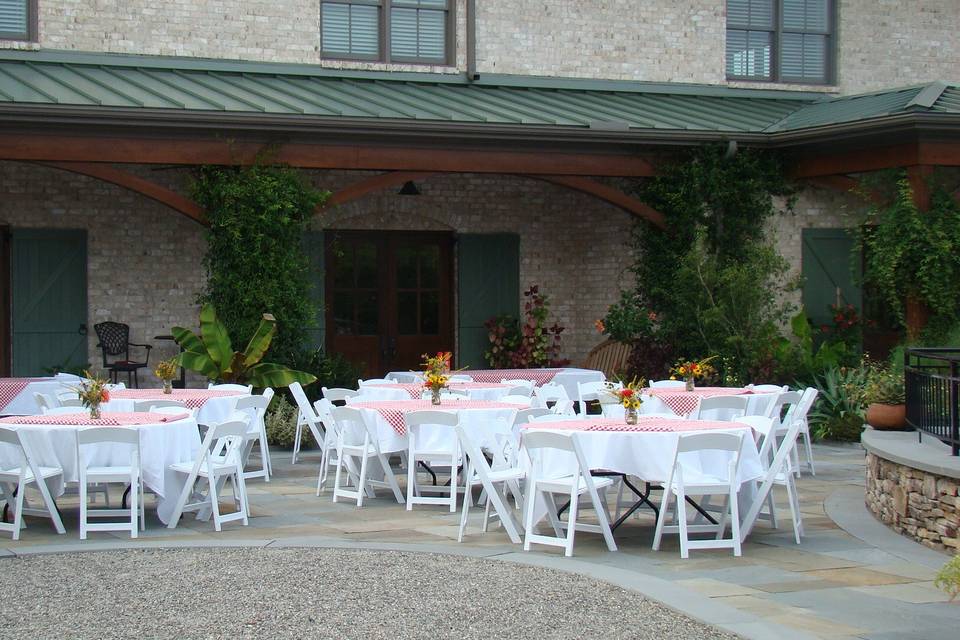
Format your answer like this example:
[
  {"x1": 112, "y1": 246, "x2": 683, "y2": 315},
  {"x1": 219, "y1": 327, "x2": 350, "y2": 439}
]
[{"x1": 172, "y1": 304, "x2": 316, "y2": 388}]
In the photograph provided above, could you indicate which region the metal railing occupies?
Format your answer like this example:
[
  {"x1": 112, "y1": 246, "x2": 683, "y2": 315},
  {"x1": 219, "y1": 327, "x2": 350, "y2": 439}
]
[{"x1": 904, "y1": 347, "x2": 960, "y2": 456}]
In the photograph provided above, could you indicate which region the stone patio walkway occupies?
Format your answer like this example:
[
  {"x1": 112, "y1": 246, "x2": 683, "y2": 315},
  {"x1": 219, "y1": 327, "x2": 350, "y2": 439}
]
[{"x1": 2, "y1": 443, "x2": 957, "y2": 639}]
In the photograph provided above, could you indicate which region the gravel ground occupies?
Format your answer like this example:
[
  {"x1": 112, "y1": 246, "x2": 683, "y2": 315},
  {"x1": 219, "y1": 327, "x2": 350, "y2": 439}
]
[{"x1": 0, "y1": 548, "x2": 737, "y2": 640}]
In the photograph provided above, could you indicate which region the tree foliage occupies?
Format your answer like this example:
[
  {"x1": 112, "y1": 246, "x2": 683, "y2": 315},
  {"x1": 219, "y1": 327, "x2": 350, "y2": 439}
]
[{"x1": 191, "y1": 163, "x2": 329, "y2": 361}]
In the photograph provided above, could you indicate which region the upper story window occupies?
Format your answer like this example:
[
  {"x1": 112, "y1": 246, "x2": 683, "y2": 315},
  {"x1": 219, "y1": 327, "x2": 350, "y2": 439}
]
[
  {"x1": 321, "y1": 0, "x2": 452, "y2": 65},
  {"x1": 0, "y1": 0, "x2": 35, "y2": 41},
  {"x1": 726, "y1": 0, "x2": 834, "y2": 84}
]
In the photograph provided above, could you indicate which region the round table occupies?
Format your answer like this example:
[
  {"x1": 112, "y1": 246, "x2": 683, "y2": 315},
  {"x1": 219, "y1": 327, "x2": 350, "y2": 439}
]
[
  {"x1": 641, "y1": 386, "x2": 765, "y2": 416},
  {"x1": 359, "y1": 382, "x2": 515, "y2": 402},
  {"x1": 0, "y1": 411, "x2": 201, "y2": 525},
  {"x1": 103, "y1": 388, "x2": 247, "y2": 425}
]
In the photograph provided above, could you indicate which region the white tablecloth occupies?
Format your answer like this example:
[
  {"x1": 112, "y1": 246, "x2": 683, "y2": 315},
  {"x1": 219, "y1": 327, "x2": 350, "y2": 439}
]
[
  {"x1": 0, "y1": 374, "x2": 83, "y2": 416},
  {"x1": 385, "y1": 367, "x2": 605, "y2": 402},
  {"x1": 102, "y1": 391, "x2": 244, "y2": 426},
  {"x1": 358, "y1": 383, "x2": 514, "y2": 402},
  {"x1": 0, "y1": 415, "x2": 201, "y2": 524}
]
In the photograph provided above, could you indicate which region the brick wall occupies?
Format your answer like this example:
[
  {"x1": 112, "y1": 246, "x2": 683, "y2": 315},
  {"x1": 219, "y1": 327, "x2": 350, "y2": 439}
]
[{"x1": 2, "y1": 1, "x2": 957, "y2": 94}]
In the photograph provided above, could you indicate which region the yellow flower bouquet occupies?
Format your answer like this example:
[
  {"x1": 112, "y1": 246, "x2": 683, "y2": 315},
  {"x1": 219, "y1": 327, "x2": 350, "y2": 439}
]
[
  {"x1": 605, "y1": 377, "x2": 646, "y2": 424},
  {"x1": 154, "y1": 357, "x2": 178, "y2": 394},
  {"x1": 422, "y1": 351, "x2": 453, "y2": 405},
  {"x1": 74, "y1": 370, "x2": 111, "y2": 419},
  {"x1": 670, "y1": 356, "x2": 717, "y2": 391}
]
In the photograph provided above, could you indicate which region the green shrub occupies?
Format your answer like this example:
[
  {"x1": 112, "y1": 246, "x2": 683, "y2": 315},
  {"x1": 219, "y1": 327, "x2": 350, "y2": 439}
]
[
  {"x1": 264, "y1": 396, "x2": 309, "y2": 449},
  {"x1": 598, "y1": 290, "x2": 654, "y2": 343},
  {"x1": 282, "y1": 346, "x2": 362, "y2": 403},
  {"x1": 935, "y1": 555, "x2": 960, "y2": 601},
  {"x1": 807, "y1": 365, "x2": 869, "y2": 441}
]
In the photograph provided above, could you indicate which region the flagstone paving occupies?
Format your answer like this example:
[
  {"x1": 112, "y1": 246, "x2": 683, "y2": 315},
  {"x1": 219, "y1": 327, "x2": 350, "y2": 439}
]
[{"x1": 2, "y1": 442, "x2": 957, "y2": 639}]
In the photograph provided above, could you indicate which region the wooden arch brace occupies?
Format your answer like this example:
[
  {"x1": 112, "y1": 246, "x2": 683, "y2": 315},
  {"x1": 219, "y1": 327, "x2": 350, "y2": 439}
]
[
  {"x1": 39, "y1": 161, "x2": 206, "y2": 226},
  {"x1": 323, "y1": 171, "x2": 667, "y2": 229}
]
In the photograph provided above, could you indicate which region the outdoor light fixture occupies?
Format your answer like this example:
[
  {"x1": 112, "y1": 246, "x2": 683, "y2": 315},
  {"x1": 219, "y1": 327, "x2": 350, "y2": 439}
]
[{"x1": 398, "y1": 181, "x2": 421, "y2": 195}]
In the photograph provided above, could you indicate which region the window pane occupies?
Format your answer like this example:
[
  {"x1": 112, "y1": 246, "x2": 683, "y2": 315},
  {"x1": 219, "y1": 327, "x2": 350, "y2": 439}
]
[
  {"x1": 397, "y1": 292, "x2": 418, "y2": 335},
  {"x1": 781, "y1": 32, "x2": 827, "y2": 82},
  {"x1": 321, "y1": 3, "x2": 351, "y2": 54},
  {"x1": 727, "y1": 0, "x2": 773, "y2": 29},
  {"x1": 726, "y1": 29, "x2": 772, "y2": 79},
  {"x1": 358, "y1": 291, "x2": 379, "y2": 335},
  {"x1": 0, "y1": 0, "x2": 28, "y2": 36},
  {"x1": 355, "y1": 242, "x2": 378, "y2": 288},
  {"x1": 391, "y1": 5, "x2": 446, "y2": 60},
  {"x1": 332, "y1": 244, "x2": 354, "y2": 288},
  {"x1": 396, "y1": 246, "x2": 418, "y2": 288},
  {"x1": 418, "y1": 9, "x2": 446, "y2": 60},
  {"x1": 351, "y1": 4, "x2": 380, "y2": 56},
  {"x1": 420, "y1": 291, "x2": 439, "y2": 335},
  {"x1": 390, "y1": 7, "x2": 419, "y2": 59},
  {"x1": 420, "y1": 246, "x2": 439, "y2": 288},
  {"x1": 782, "y1": 0, "x2": 828, "y2": 32},
  {"x1": 322, "y1": 2, "x2": 380, "y2": 57},
  {"x1": 333, "y1": 292, "x2": 355, "y2": 336}
]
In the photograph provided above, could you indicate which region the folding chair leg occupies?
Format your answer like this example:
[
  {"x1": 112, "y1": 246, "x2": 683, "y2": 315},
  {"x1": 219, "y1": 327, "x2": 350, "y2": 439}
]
[
  {"x1": 677, "y1": 486, "x2": 690, "y2": 559},
  {"x1": 291, "y1": 422, "x2": 303, "y2": 464},
  {"x1": 457, "y1": 465, "x2": 472, "y2": 543},
  {"x1": 79, "y1": 477, "x2": 88, "y2": 540},
  {"x1": 208, "y1": 475, "x2": 222, "y2": 532},
  {"x1": 564, "y1": 489, "x2": 579, "y2": 557},
  {"x1": 32, "y1": 475, "x2": 65, "y2": 535},
  {"x1": 406, "y1": 452, "x2": 417, "y2": 511},
  {"x1": 730, "y1": 487, "x2": 742, "y2": 557},
  {"x1": 356, "y1": 453, "x2": 370, "y2": 508},
  {"x1": 651, "y1": 489, "x2": 670, "y2": 551},
  {"x1": 802, "y1": 431, "x2": 815, "y2": 476},
  {"x1": 130, "y1": 477, "x2": 139, "y2": 539}
]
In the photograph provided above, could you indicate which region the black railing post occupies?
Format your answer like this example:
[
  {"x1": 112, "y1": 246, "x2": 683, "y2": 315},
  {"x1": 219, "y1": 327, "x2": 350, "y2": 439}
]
[{"x1": 952, "y1": 360, "x2": 959, "y2": 456}]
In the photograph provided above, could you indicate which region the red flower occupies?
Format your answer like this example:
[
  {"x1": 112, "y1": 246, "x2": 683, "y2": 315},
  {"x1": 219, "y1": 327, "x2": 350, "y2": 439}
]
[
  {"x1": 101, "y1": 389, "x2": 111, "y2": 403},
  {"x1": 621, "y1": 388, "x2": 634, "y2": 398}
]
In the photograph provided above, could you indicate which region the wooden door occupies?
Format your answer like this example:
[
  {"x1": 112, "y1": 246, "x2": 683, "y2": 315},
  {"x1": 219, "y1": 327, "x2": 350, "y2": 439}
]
[
  {"x1": 11, "y1": 229, "x2": 88, "y2": 376},
  {"x1": 326, "y1": 231, "x2": 453, "y2": 377}
]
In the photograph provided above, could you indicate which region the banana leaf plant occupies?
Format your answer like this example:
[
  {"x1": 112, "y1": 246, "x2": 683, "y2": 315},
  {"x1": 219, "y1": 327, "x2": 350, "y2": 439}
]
[{"x1": 171, "y1": 304, "x2": 316, "y2": 388}]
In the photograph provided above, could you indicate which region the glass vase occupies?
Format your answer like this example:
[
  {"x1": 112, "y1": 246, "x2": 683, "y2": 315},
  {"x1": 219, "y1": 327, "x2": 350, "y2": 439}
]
[
  {"x1": 685, "y1": 376, "x2": 695, "y2": 392},
  {"x1": 431, "y1": 387, "x2": 441, "y2": 405},
  {"x1": 162, "y1": 380, "x2": 173, "y2": 394},
  {"x1": 89, "y1": 403, "x2": 101, "y2": 420},
  {"x1": 625, "y1": 407, "x2": 638, "y2": 425}
]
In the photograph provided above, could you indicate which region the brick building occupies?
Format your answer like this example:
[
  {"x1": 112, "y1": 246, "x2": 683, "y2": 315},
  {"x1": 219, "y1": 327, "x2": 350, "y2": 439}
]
[{"x1": 0, "y1": 1, "x2": 958, "y2": 377}]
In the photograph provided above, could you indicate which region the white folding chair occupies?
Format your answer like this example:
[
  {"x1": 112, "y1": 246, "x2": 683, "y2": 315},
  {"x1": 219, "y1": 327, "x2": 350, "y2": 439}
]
[
  {"x1": 500, "y1": 394, "x2": 533, "y2": 406},
  {"x1": 0, "y1": 426, "x2": 66, "y2": 540},
  {"x1": 652, "y1": 431, "x2": 745, "y2": 558},
  {"x1": 527, "y1": 413, "x2": 581, "y2": 423},
  {"x1": 740, "y1": 389, "x2": 819, "y2": 544},
  {"x1": 501, "y1": 378, "x2": 535, "y2": 390},
  {"x1": 77, "y1": 426, "x2": 144, "y2": 539},
  {"x1": 208, "y1": 383, "x2": 253, "y2": 393},
  {"x1": 290, "y1": 382, "x2": 327, "y2": 464},
  {"x1": 34, "y1": 392, "x2": 59, "y2": 413},
  {"x1": 236, "y1": 390, "x2": 273, "y2": 482},
  {"x1": 166, "y1": 417, "x2": 251, "y2": 531},
  {"x1": 133, "y1": 399, "x2": 188, "y2": 412},
  {"x1": 330, "y1": 406, "x2": 404, "y2": 506},
  {"x1": 55, "y1": 391, "x2": 84, "y2": 407},
  {"x1": 391, "y1": 372, "x2": 423, "y2": 384},
  {"x1": 695, "y1": 396, "x2": 749, "y2": 421},
  {"x1": 513, "y1": 408, "x2": 551, "y2": 426},
  {"x1": 322, "y1": 387, "x2": 360, "y2": 403},
  {"x1": 533, "y1": 382, "x2": 569, "y2": 409},
  {"x1": 358, "y1": 378, "x2": 396, "y2": 386},
  {"x1": 104, "y1": 383, "x2": 126, "y2": 391},
  {"x1": 457, "y1": 419, "x2": 525, "y2": 544},
  {"x1": 787, "y1": 387, "x2": 817, "y2": 476},
  {"x1": 550, "y1": 399, "x2": 576, "y2": 416},
  {"x1": 765, "y1": 390, "x2": 813, "y2": 477},
  {"x1": 745, "y1": 385, "x2": 787, "y2": 416},
  {"x1": 577, "y1": 380, "x2": 613, "y2": 417},
  {"x1": 650, "y1": 379, "x2": 686, "y2": 389},
  {"x1": 314, "y1": 398, "x2": 355, "y2": 496},
  {"x1": 522, "y1": 430, "x2": 617, "y2": 557},
  {"x1": 504, "y1": 385, "x2": 533, "y2": 398},
  {"x1": 404, "y1": 410, "x2": 461, "y2": 512}
]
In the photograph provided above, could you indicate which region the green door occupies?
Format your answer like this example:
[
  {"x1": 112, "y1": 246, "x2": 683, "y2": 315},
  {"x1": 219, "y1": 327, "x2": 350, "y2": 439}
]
[
  {"x1": 801, "y1": 228, "x2": 861, "y2": 328},
  {"x1": 11, "y1": 229, "x2": 88, "y2": 376},
  {"x1": 457, "y1": 233, "x2": 520, "y2": 369}
]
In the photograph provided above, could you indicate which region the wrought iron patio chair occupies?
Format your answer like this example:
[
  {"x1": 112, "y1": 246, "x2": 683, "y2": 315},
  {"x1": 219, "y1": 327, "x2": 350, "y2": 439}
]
[{"x1": 94, "y1": 322, "x2": 153, "y2": 388}]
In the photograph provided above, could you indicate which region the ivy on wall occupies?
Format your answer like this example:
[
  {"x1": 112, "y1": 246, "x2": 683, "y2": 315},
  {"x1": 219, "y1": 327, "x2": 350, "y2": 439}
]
[{"x1": 191, "y1": 163, "x2": 330, "y2": 361}]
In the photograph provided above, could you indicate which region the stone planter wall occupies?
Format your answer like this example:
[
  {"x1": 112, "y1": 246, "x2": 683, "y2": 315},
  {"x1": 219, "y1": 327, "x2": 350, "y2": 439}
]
[{"x1": 866, "y1": 452, "x2": 959, "y2": 553}]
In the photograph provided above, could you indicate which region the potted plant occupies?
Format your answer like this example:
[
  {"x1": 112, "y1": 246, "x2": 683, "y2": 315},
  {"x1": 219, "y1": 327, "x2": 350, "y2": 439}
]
[{"x1": 861, "y1": 366, "x2": 906, "y2": 430}]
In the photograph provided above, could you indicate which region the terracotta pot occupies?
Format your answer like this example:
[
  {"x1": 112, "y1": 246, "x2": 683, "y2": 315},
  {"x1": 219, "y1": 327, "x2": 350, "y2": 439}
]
[{"x1": 866, "y1": 403, "x2": 906, "y2": 430}]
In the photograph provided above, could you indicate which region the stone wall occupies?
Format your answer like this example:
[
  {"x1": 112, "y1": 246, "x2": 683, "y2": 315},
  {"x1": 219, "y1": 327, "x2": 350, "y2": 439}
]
[
  {"x1": 866, "y1": 451, "x2": 959, "y2": 554},
  {"x1": 2, "y1": 1, "x2": 958, "y2": 95}
]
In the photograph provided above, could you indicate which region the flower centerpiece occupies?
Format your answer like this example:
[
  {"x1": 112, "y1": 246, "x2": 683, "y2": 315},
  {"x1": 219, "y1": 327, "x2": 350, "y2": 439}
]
[
  {"x1": 422, "y1": 351, "x2": 453, "y2": 405},
  {"x1": 74, "y1": 371, "x2": 110, "y2": 419},
  {"x1": 154, "y1": 357, "x2": 178, "y2": 394},
  {"x1": 606, "y1": 377, "x2": 646, "y2": 425},
  {"x1": 670, "y1": 356, "x2": 717, "y2": 392}
]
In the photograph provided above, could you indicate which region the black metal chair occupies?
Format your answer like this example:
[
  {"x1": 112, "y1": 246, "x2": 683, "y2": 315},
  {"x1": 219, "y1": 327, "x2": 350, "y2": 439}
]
[{"x1": 93, "y1": 322, "x2": 153, "y2": 388}]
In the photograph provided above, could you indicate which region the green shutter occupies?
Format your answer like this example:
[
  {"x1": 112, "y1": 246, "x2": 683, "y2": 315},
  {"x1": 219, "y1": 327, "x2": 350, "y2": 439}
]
[
  {"x1": 303, "y1": 230, "x2": 325, "y2": 350},
  {"x1": 801, "y1": 228, "x2": 861, "y2": 327},
  {"x1": 457, "y1": 234, "x2": 519, "y2": 369}
]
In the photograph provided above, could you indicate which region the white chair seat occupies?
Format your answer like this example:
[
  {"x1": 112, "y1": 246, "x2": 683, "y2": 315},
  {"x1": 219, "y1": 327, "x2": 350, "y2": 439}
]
[
  {"x1": 483, "y1": 468, "x2": 526, "y2": 483},
  {"x1": 170, "y1": 460, "x2": 234, "y2": 477},
  {"x1": 0, "y1": 466, "x2": 63, "y2": 482},
  {"x1": 535, "y1": 475, "x2": 615, "y2": 495},
  {"x1": 84, "y1": 465, "x2": 135, "y2": 477}
]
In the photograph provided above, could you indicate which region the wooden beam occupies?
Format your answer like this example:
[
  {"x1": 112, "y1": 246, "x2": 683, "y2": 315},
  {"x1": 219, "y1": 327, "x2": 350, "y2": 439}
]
[
  {"x1": 805, "y1": 175, "x2": 886, "y2": 205},
  {"x1": 791, "y1": 141, "x2": 960, "y2": 178},
  {"x1": 531, "y1": 175, "x2": 666, "y2": 229},
  {"x1": 906, "y1": 164, "x2": 934, "y2": 212},
  {"x1": 322, "y1": 171, "x2": 437, "y2": 209},
  {"x1": 40, "y1": 161, "x2": 206, "y2": 226},
  {"x1": 0, "y1": 134, "x2": 656, "y2": 177}
]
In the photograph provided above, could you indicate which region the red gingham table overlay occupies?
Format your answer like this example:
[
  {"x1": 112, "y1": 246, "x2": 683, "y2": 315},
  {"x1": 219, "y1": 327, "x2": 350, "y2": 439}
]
[
  {"x1": 641, "y1": 387, "x2": 753, "y2": 416},
  {"x1": 521, "y1": 416, "x2": 752, "y2": 433},
  {"x1": 364, "y1": 382, "x2": 513, "y2": 400},
  {"x1": 0, "y1": 377, "x2": 48, "y2": 413},
  {"x1": 464, "y1": 369, "x2": 561, "y2": 386},
  {"x1": 109, "y1": 388, "x2": 244, "y2": 410},
  {"x1": 0, "y1": 411, "x2": 192, "y2": 426},
  {"x1": 351, "y1": 399, "x2": 522, "y2": 436}
]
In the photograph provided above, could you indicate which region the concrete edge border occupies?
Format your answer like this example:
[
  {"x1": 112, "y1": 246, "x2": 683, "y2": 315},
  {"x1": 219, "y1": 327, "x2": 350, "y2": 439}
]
[
  {"x1": 1, "y1": 535, "x2": 818, "y2": 640},
  {"x1": 861, "y1": 428, "x2": 960, "y2": 479},
  {"x1": 823, "y1": 483, "x2": 948, "y2": 569}
]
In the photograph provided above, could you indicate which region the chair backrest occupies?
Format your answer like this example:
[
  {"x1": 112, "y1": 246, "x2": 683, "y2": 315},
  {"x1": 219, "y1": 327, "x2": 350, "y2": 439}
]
[
  {"x1": 134, "y1": 399, "x2": 187, "y2": 412},
  {"x1": 650, "y1": 379, "x2": 686, "y2": 389},
  {"x1": 577, "y1": 380, "x2": 612, "y2": 415},
  {"x1": 199, "y1": 418, "x2": 250, "y2": 465},
  {"x1": 749, "y1": 384, "x2": 789, "y2": 393},
  {"x1": 358, "y1": 378, "x2": 396, "y2": 386},
  {"x1": 235, "y1": 395, "x2": 270, "y2": 412},
  {"x1": 550, "y1": 399, "x2": 576, "y2": 416},
  {"x1": 696, "y1": 395, "x2": 749, "y2": 421},
  {"x1": 757, "y1": 392, "x2": 817, "y2": 468},
  {"x1": 581, "y1": 339, "x2": 633, "y2": 379},
  {"x1": 208, "y1": 383, "x2": 253, "y2": 393},
  {"x1": 766, "y1": 390, "x2": 802, "y2": 424},
  {"x1": 94, "y1": 322, "x2": 130, "y2": 357},
  {"x1": 322, "y1": 386, "x2": 360, "y2": 403},
  {"x1": 501, "y1": 378, "x2": 534, "y2": 389},
  {"x1": 440, "y1": 389, "x2": 469, "y2": 398},
  {"x1": 670, "y1": 431, "x2": 744, "y2": 485},
  {"x1": 391, "y1": 372, "x2": 423, "y2": 384},
  {"x1": 403, "y1": 409, "x2": 459, "y2": 430},
  {"x1": 500, "y1": 395, "x2": 533, "y2": 406},
  {"x1": 534, "y1": 383, "x2": 569, "y2": 404},
  {"x1": 505, "y1": 385, "x2": 533, "y2": 397},
  {"x1": 261, "y1": 387, "x2": 275, "y2": 405},
  {"x1": 527, "y1": 413, "x2": 581, "y2": 423},
  {"x1": 0, "y1": 426, "x2": 43, "y2": 481},
  {"x1": 330, "y1": 405, "x2": 372, "y2": 447},
  {"x1": 522, "y1": 430, "x2": 597, "y2": 486},
  {"x1": 150, "y1": 406, "x2": 192, "y2": 417},
  {"x1": 448, "y1": 374, "x2": 473, "y2": 383},
  {"x1": 513, "y1": 407, "x2": 551, "y2": 426},
  {"x1": 77, "y1": 425, "x2": 140, "y2": 446},
  {"x1": 104, "y1": 382, "x2": 126, "y2": 391},
  {"x1": 34, "y1": 392, "x2": 59, "y2": 412},
  {"x1": 313, "y1": 398, "x2": 336, "y2": 433},
  {"x1": 290, "y1": 381, "x2": 321, "y2": 421},
  {"x1": 734, "y1": 415, "x2": 775, "y2": 440}
]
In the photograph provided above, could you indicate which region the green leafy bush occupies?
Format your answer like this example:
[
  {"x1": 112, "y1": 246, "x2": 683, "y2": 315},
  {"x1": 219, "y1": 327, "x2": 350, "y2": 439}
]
[
  {"x1": 192, "y1": 162, "x2": 329, "y2": 362},
  {"x1": 807, "y1": 365, "x2": 870, "y2": 441},
  {"x1": 264, "y1": 396, "x2": 308, "y2": 449},
  {"x1": 935, "y1": 555, "x2": 960, "y2": 601},
  {"x1": 484, "y1": 285, "x2": 567, "y2": 368},
  {"x1": 282, "y1": 346, "x2": 362, "y2": 403},
  {"x1": 598, "y1": 290, "x2": 654, "y2": 343}
]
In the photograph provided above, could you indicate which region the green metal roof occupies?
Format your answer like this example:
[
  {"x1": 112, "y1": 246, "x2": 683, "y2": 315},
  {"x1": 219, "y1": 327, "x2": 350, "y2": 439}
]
[{"x1": 0, "y1": 50, "x2": 956, "y2": 138}]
